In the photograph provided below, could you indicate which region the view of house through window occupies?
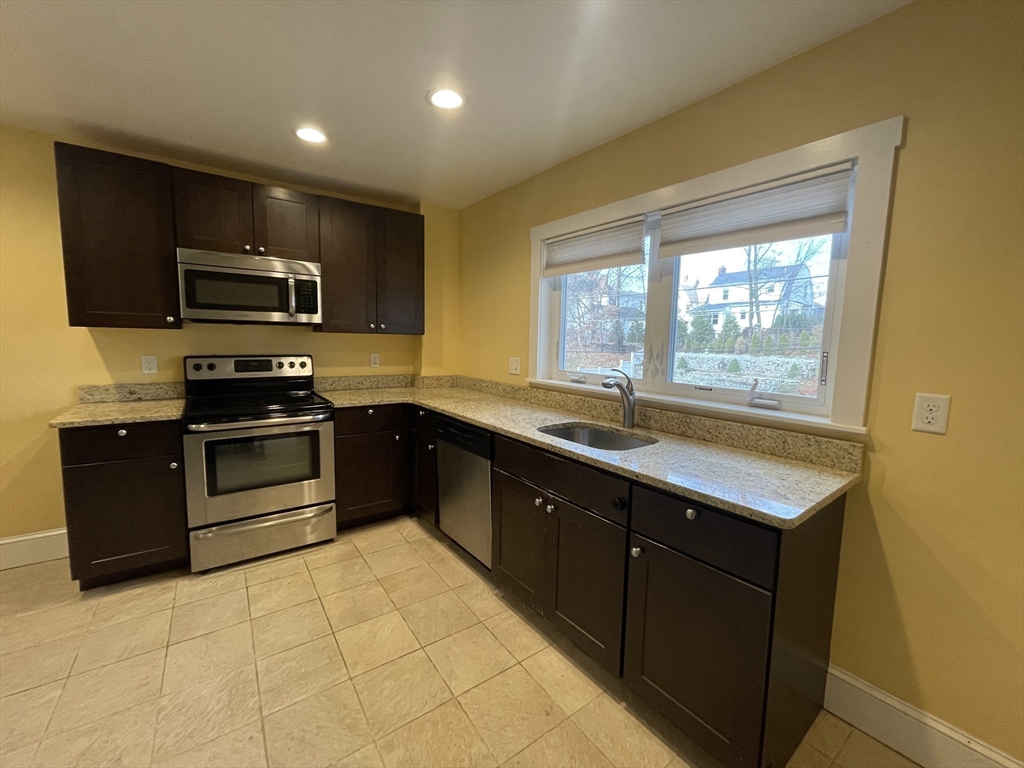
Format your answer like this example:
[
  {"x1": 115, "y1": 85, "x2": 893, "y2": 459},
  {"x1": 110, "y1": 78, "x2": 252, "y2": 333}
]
[
  {"x1": 560, "y1": 243, "x2": 649, "y2": 378},
  {"x1": 671, "y1": 235, "x2": 833, "y2": 397}
]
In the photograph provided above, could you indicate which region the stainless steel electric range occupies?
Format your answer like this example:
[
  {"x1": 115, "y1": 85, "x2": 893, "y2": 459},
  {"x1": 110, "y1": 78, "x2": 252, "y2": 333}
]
[{"x1": 182, "y1": 355, "x2": 336, "y2": 571}]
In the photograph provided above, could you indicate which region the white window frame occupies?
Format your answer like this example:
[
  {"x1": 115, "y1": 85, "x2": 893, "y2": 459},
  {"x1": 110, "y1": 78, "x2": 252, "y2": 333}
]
[{"x1": 529, "y1": 116, "x2": 905, "y2": 433}]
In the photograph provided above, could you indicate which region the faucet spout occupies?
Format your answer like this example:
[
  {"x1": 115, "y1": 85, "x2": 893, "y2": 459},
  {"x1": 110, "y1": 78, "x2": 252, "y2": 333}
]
[{"x1": 601, "y1": 368, "x2": 636, "y2": 429}]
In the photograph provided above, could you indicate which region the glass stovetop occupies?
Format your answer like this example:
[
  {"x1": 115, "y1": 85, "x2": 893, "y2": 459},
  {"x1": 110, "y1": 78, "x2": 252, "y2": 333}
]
[{"x1": 184, "y1": 391, "x2": 333, "y2": 420}]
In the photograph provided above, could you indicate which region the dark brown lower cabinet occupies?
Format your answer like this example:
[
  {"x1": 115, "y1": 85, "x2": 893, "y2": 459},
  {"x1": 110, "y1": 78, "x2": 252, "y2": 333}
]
[
  {"x1": 491, "y1": 469, "x2": 547, "y2": 611},
  {"x1": 624, "y1": 533, "x2": 772, "y2": 768},
  {"x1": 413, "y1": 431, "x2": 438, "y2": 525},
  {"x1": 62, "y1": 454, "x2": 188, "y2": 587},
  {"x1": 544, "y1": 498, "x2": 627, "y2": 674},
  {"x1": 335, "y1": 430, "x2": 411, "y2": 525}
]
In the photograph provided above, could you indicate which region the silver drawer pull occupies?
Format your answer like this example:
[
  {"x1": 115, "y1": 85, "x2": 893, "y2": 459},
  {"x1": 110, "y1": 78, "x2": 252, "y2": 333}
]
[
  {"x1": 194, "y1": 504, "x2": 334, "y2": 539},
  {"x1": 395, "y1": 435, "x2": 400, "y2": 441},
  {"x1": 419, "y1": 410, "x2": 425, "y2": 416},
  {"x1": 368, "y1": 409, "x2": 374, "y2": 415},
  {"x1": 685, "y1": 508, "x2": 697, "y2": 520},
  {"x1": 169, "y1": 462, "x2": 178, "y2": 469},
  {"x1": 117, "y1": 429, "x2": 127, "y2": 437},
  {"x1": 631, "y1": 546, "x2": 643, "y2": 558},
  {"x1": 534, "y1": 497, "x2": 543, "y2": 506},
  {"x1": 546, "y1": 504, "x2": 555, "y2": 514},
  {"x1": 428, "y1": 444, "x2": 435, "y2": 451}
]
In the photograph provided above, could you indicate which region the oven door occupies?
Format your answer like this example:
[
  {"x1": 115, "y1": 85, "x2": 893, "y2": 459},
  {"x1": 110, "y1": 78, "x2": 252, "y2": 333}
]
[
  {"x1": 184, "y1": 415, "x2": 335, "y2": 528},
  {"x1": 178, "y1": 263, "x2": 321, "y2": 324}
]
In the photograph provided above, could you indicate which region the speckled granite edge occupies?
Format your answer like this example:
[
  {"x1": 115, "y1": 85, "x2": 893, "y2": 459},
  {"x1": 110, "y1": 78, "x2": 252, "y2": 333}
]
[
  {"x1": 79, "y1": 383, "x2": 186, "y2": 402},
  {"x1": 414, "y1": 375, "x2": 459, "y2": 389},
  {"x1": 313, "y1": 375, "x2": 414, "y2": 391},
  {"x1": 454, "y1": 375, "x2": 863, "y2": 474},
  {"x1": 50, "y1": 399, "x2": 186, "y2": 428}
]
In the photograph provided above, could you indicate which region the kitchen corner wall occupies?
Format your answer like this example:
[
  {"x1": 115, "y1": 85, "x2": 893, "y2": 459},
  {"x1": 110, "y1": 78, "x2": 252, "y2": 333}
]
[
  {"x1": 457, "y1": 0, "x2": 1023, "y2": 759},
  {"x1": 0, "y1": 124, "x2": 460, "y2": 538}
]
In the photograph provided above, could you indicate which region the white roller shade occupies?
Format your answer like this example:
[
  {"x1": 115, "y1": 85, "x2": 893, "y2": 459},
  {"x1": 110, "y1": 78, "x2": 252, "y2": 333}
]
[
  {"x1": 658, "y1": 164, "x2": 853, "y2": 259},
  {"x1": 542, "y1": 220, "x2": 645, "y2": 278}
]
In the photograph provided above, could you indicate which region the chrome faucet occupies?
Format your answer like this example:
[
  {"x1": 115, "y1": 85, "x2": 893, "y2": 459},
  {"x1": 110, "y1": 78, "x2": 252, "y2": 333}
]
[{"x1": 602, "y1": 368, "x2": 636, "y2": 429}]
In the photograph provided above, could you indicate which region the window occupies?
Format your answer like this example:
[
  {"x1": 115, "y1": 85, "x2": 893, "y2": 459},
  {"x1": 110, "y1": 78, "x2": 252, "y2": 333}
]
[{"x1": 531, "y1": 117, "x2": 904, "y2": 429}]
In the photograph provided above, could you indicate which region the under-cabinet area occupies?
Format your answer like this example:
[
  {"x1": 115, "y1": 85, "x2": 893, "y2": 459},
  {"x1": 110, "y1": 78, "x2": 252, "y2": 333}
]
[{"x1": 49, "y1": 384, "x2": 852, "y2": 768}]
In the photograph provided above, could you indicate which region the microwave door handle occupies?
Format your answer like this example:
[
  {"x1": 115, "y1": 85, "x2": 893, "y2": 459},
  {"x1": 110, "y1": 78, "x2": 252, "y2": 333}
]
[{"x1": 288, "y1": 278, "x2": 296, "y2": 317}]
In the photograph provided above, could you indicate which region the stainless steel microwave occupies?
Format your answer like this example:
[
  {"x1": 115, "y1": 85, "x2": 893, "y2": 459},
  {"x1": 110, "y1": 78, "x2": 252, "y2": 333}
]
[{"x1": 177, "y1": 248, "x2": 322, "y2": 324}]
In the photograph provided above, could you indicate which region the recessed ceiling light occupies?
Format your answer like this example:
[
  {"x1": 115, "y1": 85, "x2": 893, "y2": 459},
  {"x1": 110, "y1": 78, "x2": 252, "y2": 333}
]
[
  {"x1": 428, "y1": 89, "x2": 464, "y2": 109},
  {"x1": 295, "y1": 127, "x2": 326, "y2": 143}
]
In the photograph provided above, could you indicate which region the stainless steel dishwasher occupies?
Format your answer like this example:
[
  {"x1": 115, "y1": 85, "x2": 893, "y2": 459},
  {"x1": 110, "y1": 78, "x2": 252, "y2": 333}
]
[{"x1": 436, "y1": 417, "x2": 492, "y2": 568}]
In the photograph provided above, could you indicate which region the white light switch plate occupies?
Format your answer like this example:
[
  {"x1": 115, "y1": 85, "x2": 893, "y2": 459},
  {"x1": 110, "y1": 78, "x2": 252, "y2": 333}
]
[
  {"x1": 912, "y1": 393, "x2": 950, "y2": 434},
  {"x1": 370, "y1": 353, "x2": 380, "y2": 368},
  {"x1": 508, "y1": 357, "x2": 521, "y2": 375},
  {"x1": 141, "y1": 355, "x2": 158, "y2": 375}
]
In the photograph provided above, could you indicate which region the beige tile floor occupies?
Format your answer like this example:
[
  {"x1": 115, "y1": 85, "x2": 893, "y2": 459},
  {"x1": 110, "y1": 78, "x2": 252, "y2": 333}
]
[{"x1": 0, "y1": 515, "x2": 922, "y2": 768}]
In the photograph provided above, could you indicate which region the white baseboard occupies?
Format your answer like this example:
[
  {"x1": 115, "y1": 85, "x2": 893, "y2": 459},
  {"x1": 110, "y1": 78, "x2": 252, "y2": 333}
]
[
  {"x1": 0, "y1": 528, "x2": 69, "y2": 570},
  {"x1": 825, "y1": 664, "x2": 1022, "y2": 768}
]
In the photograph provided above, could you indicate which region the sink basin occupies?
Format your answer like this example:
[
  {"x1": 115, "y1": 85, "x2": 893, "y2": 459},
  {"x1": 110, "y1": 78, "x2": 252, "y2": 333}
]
[{"x1": 537, "y1": 422, "x2": 658, "y2": 451}]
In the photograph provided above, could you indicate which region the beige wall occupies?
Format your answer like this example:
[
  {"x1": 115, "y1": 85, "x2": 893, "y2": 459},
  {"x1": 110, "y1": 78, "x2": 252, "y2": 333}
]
[
  {"x1": 458, "y1": 0, "x2": 1023, "y2": 757},
  {"x1": 0, "y1": 125, "x2": 459, "y2": 538}
]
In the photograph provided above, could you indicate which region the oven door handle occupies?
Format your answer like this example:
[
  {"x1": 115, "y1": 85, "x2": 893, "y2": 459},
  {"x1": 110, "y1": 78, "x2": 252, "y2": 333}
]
[
  {"x1": 193, "y1": 503, "x2": 334, "y2": 539},
  {"x1": 187, "y1": 412, "x2": 332, "y2": 432}
]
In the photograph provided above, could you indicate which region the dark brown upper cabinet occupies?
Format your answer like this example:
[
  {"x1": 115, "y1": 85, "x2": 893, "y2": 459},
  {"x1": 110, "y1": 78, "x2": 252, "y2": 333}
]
[
  {"x1": 54, "y1": 143, "x2": 180, "y2": 329},
  {"x1": 319, "y1": 200, "x2": 424, "y2": 335},
  {"x1": 376, "y1": 208, "x2": 425, "y2": 335},
  {"x1": 319, "y1": 197, "x2": 377, "y2": 333},
  {"x1": 172, "y1": 169, "x2": 255, "y2": 255},
  {"x1": 253, "y1": 185, "x2": 320, "y2": 262}
]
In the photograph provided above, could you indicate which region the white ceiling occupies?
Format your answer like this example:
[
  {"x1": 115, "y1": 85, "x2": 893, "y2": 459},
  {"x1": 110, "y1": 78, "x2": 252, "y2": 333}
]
[{"x1": 0, "y1": 0, "x2": 907, "y2": 209}]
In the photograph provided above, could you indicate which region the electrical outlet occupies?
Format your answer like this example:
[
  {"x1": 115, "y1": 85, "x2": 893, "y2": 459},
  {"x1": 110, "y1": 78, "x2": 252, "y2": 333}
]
[
  {"x1": 508, "y1": 357, "x2": 521, "y2": 375},
  {"x1": 911, "y1": 393, "x2": 951, "y2": 434},
  {"x1": 370, "y1": 353, "x2": 380, "y2": 368},
  {"x1": 141, "y1": 355, "x2": 158, "y2": 375}
]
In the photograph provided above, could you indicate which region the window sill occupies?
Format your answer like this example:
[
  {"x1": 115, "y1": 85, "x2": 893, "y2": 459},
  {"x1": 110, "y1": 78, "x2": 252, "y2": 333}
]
[{"x1": 527, "y1": 378, "x2": 868, "y2": 440}]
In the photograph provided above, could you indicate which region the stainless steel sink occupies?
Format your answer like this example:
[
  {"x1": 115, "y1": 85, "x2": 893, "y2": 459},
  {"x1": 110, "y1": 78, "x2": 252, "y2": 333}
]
[{"x1": 537, "y1": 422, "x2": 658, "y2": 451}]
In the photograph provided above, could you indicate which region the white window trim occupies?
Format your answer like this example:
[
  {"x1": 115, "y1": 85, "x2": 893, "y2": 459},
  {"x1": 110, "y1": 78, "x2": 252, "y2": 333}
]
[{"x1": 528, "y1": 116, "x2": 905, "y2": 432}]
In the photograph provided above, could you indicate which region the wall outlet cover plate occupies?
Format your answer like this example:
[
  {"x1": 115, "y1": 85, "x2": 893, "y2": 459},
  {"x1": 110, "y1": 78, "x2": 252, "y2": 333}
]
[
  {"x1": 911, "y1": 393, "x2": 951, "y2": 434},
  {"x1": 370, "y1": 353, "x2": 380, "y2": 368},
  {"x1": 141, "y1": 355, "x2": 158, "y2": 375},
  {"x1": 508, "y1": 357, "x2": 521, "y2": 375}
]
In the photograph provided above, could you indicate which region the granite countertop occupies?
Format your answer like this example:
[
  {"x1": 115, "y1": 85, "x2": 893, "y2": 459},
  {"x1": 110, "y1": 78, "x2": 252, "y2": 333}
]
[{"x1": 49, "y1": 386, "x2": 859, "y2": 529}]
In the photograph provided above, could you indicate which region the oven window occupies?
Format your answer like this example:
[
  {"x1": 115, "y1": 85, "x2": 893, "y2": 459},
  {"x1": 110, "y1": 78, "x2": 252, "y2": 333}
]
[
  {"x1": 185, "y1": 269, "x2": 288, "y2": 312},
  {"x1": 205, "y1": 432, "x2": 319, "y2": 496}
]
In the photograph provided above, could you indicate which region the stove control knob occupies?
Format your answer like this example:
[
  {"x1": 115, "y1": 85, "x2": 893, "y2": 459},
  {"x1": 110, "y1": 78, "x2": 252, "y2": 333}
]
[
  {"x1": 276, "y1": 362, "x2": 284, "y2": 369},
  {"x1": 192, "y1": 363, "x2": 202, "y2": 372},
  {"x1": 299, "y1": 361, "x2": 307, "y2": 369},
  {"x1": 207, "y1": 363, "x2": 216, "y2": 371},
  {"x1": 288, "y1": 361, "x2": 296, "y2": 369}
]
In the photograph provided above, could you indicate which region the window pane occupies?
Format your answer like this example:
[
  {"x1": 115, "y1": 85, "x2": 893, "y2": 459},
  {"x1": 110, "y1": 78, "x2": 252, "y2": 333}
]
[
  {"x1": 561, "y1": 243, "x2": 649, "y2": 378},
  {"x1": 670, "y1": 235, "x2": 832, "y2": 398}
]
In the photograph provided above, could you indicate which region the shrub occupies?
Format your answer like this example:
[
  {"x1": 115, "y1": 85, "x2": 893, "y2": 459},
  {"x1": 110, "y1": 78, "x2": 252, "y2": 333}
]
[
  {"x1": 727, "y1": 358, "x2": 741, "y2": 374},
  {"x1": 764, "y1": 335, "x2": 776, "y2": 353},
  {"x1": 749, "y1": 333, "x2": 762, "y2": 355},
  {"x1": 787, "y1": 362, "x2": 801, "y2": 378},
  {"x1": 734, "y1": 336, "x2": 748, "y2": 354},
  {"x1": 799, "y1": 330, "x2": 812, "y2": 349}
]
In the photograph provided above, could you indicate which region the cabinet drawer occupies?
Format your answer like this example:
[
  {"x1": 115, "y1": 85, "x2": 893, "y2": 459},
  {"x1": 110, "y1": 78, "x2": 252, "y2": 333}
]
[
  {"x1": 334, "y1": 404, "x2": 410, "y2": 435},
  {"x1": 632, "y1": 486, "x2": 778, "y2": 590},
  {"x1": 59, "y1": 420, "x2": 183, "y2": 466},
  {"x1": 412, "y1": 408, "x2": 436, "y2": 437},
  {"x1": 494, "y1": 436, "x2": 629, "y2": 526}
]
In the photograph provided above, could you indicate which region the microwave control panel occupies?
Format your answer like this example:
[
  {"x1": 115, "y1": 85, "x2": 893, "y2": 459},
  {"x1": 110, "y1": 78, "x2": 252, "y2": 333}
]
[{"x1": 296, "y1": 280, "x2": 319, "y2": 316}]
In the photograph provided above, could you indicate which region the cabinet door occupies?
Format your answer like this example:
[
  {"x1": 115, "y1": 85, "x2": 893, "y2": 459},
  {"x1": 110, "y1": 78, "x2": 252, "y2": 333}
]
[
  {"x1": 490, "y1": 469, "x2": 546, "y2": 611},
  {"x1": 376, "y1": 208, "x2": 424, "y2": 335},
  {"x1": 624, "y1": 534, "x2": 772, "y2": 768},
  {"x1": 335, "y1": 430, "x2": 410, "y2": 525},
  {"x1": 173, "y1": 169, "x2": 254, "y2": 254},
  {"x1": 319, "y1": 197, "x2": 377, "y2": 333},
  {"x1": 414, "y1": 431, "x2": 438, "y2": 525},
  {"x1": 54, "y1": 143, "x2": 179, "y2": 329},
  {"x1": 544, "y1": 499, "x2": 627, "y2": 674},
  {"x1": 62, "y1": 455, "x2": 188, "y2": 582},
  {"x1": 254, "y1": 185, "x2": 320, "y2": 262}
]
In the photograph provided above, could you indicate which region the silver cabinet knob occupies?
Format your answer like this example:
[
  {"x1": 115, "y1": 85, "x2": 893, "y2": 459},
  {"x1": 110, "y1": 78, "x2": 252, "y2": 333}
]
[
  {"x1": 243, "y1": 245, "x2": 251, "y2": 252},
  {"x1": 117, "y1": 429, "x2": 127, "y2": 437},
  {"x1": 257, "y1": 246, "x2": 265, "y2": 254},
  {"x1": 169, "y1": 462, "x2": 178, "y2": 469},
  {"x1": 685, "y1": 508, "x2": 697, "y2": 520},
  {"x1": 419, "y1": 410, "x2": 425, "y2": 416},
  {"x1": 395, "y1": 435, "x2": 400, "y2": 441},
  {"x1": 631, "y1": 546, "x2": 643, "y2": 558},
  {"x1": 367, "y1": 409, "x2": 374, "y2": 415},
  {"x1": 534, "y1": 497, "x2": 543, "y2": 507},
  {"x1": 428, "y1": 444, "x2": 435, "y2": 451},
  {"x1": 546, "y1": 504, "x2": 556, "y2": 514},
  {"x1": 380, "y1": 324, "x2": 386, "y2": 330},
  {"x1": 369, "y1": 323, "x2": 375, "y2": 329},
  {"x1": 166, "y1": 316, "x2": 174, "y2": 323}
]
